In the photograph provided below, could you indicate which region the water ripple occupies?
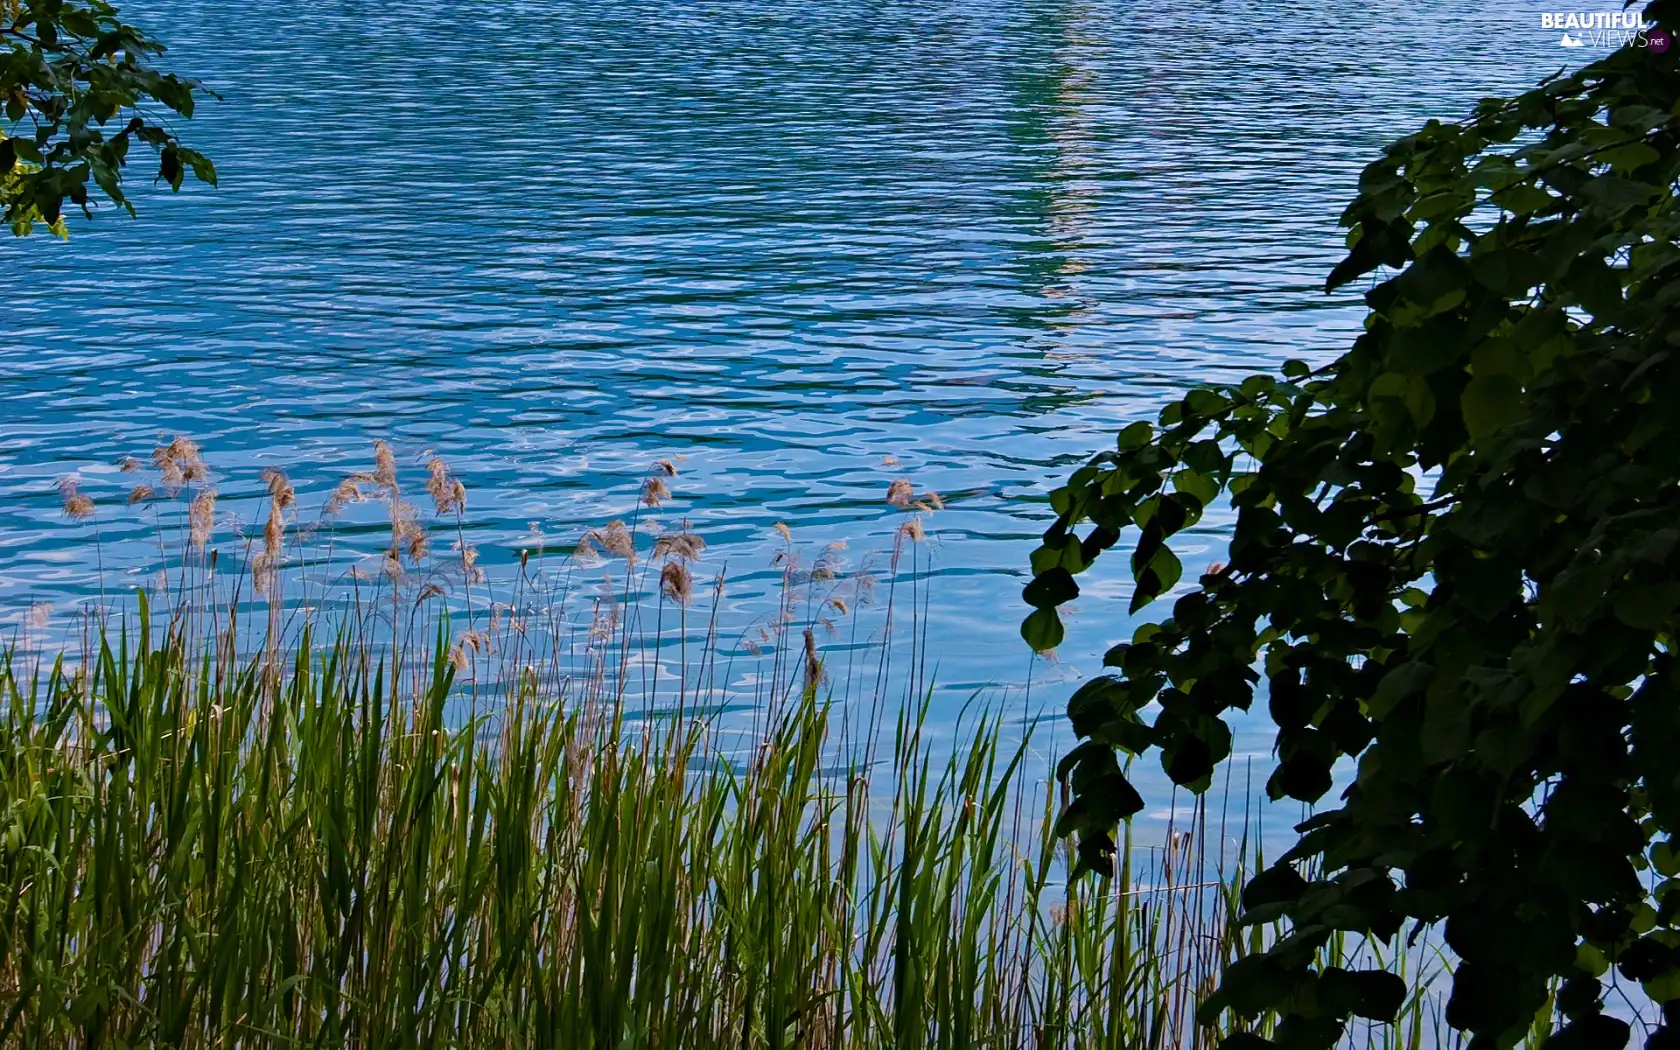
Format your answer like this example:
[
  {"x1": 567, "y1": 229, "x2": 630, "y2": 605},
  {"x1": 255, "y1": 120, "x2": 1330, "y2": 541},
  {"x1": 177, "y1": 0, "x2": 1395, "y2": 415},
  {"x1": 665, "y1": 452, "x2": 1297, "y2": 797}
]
[{"x1": 0, "y1": 0, "x2": 1586, "y2": 750}]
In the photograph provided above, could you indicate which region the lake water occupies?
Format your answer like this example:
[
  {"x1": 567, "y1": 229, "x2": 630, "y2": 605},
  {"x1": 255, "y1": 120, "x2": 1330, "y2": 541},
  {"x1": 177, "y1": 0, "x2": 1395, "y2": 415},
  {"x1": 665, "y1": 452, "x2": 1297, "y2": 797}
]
[{"x1": 0, "y1": 1, "x2": 1600, "y2": 806}]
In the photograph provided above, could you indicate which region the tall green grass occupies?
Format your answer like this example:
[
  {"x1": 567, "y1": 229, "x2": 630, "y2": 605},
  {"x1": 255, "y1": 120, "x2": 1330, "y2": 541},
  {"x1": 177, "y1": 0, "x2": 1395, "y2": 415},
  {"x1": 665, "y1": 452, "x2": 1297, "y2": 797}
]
[
  {"x1": 1, "y1": 441, "x2": 1481, "y2": 1048},
  {"x1": 0, "y1": 597, "x2": 1246, "y2": 1048}
]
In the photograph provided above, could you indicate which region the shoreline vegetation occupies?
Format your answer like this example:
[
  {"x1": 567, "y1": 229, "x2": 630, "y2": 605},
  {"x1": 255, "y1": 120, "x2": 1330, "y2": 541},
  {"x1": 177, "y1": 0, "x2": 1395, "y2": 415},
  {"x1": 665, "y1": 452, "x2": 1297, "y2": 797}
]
[{"x1": 5, "y1": 439, "x2": 1458, "y2": 1047}]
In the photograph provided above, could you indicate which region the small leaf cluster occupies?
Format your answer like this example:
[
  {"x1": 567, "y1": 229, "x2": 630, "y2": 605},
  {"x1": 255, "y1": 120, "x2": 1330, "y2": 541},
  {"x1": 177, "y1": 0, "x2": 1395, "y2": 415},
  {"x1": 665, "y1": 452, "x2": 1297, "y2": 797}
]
[
  {"x1": 1, "y1": 0, "x2": 215, "y2": 236},
  {"x1": 1029, "y1": 11, "x2": 1680, "y2": 1048}
]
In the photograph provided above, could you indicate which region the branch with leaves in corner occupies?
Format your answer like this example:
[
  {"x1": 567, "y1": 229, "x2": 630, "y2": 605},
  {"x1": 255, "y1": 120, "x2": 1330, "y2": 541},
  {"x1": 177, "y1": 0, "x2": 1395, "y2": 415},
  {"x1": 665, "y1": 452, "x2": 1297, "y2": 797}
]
[
  {"x1": 1028, "y1": 4, "x2": 1680, "y2": 1047},
  {"x1": 1, "y1": 0, "x2": 214, "y2": 237}
]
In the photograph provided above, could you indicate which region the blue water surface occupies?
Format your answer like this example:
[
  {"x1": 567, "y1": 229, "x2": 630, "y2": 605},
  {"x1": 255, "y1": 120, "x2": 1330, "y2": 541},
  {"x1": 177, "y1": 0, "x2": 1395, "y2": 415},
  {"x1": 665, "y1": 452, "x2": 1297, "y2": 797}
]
[{"x1": 0, "y1": 0, "x2": 1598, "y2": 812}]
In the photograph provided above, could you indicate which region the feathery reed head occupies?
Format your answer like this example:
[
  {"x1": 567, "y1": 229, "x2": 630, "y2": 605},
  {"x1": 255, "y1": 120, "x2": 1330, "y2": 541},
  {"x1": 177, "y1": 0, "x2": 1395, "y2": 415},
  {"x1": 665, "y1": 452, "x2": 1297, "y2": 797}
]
[
  {"x1": 260, "y1": 467, "x2": 295, "y2": 510},
  {"x1": 407, "y1": 525, "x2": 430, "y2": 563},
  {"x1": 653, "y1": 531, "x2": 705, "y2": 562},
  {"x1": 886, "y1": 478, "x2": 913, "y2": 507},
  {"x1": 802, "y1": 627, "x2": 824, "y2": 689},
  {"x1": 390, "y1": 502, "x2": 429, "y2": 565},
  {"x1": 57, "y1": 477, "x2": 94, "y2": 521},
  {"x1": 127, "y1": 484, "x2": 155, "y2": 505},
  {"x1": 263, "y1": 500, "x2": 283, "y2": 557},
  {"x1": 325, "y1": 477, "x2": 365, "y2": 515},
  {"x1": 660, "y1": 559, "x2": 693, "y2": 604},
  {"x1": 425, "y1": 457, "x2": 466, "y2": 514},
  {"x1": 252, "y1": 554, "x2": 275, "y2": 594},
  {"x1": 189, "y1": 489, "x2": 217, "y2": 552},
  {"x1": 373, "y1": 440, "x2": 397, "y2": 489},
  {"x1": 151, "y1": 436, "x2": 206, "y2": 492},
  {"x1": 642, "y1": 475, "x2": 671, "y2": 507},
  {"x1": 584, "y1": 520, "x2": 636, "y2": 565},
  {"x1": 250, "y1": 497, "x2": 284, "y2": 592}
]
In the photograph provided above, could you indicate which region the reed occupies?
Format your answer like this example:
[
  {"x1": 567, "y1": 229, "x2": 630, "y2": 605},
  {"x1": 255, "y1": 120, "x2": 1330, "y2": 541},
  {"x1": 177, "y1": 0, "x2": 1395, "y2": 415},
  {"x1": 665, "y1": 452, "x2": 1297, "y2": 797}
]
[{"x1": 0, "y1": 440, "x2": 1482, "y2": 1048}]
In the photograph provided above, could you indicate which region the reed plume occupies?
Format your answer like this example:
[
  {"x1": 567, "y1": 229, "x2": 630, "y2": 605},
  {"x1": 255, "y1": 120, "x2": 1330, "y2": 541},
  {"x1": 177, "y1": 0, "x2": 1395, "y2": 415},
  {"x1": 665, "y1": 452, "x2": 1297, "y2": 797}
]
[
  {"x1": 326, "y1": 481, "x2": 354, "y2": 515},
  {"x1": 584, "y1": 520, "x2": 636, "y2": 565},
  {"x1": 373, "y1": 439, "x2": 398, "y2": 489},
  {"x1": 660, "y1": 559, "x2": 693, "y2": 604},
  {"x1": 425, "y1": 457, "x2": 466, "y2": 514},
  {"x1": 642, "y1": 475, "x2": 671, "y2": 507},
  {"x1": 252, "y1": 497, "x2": 284, "y2": 594},
  {"x1": 188, "y1": 489, "x2": 216, "y2": 552},
  {"x1": 260, "y1": 467, "x2": 295, "y2": 510},
  {"x1": 151, "y1": 436, "x2": 205, "y2": 492},
  {"x1": 57, "y1": 478, "x2": 94, "y2": 521},
  {"x1": 653, "y1": 531, "x2": 705, "y2": 562}
]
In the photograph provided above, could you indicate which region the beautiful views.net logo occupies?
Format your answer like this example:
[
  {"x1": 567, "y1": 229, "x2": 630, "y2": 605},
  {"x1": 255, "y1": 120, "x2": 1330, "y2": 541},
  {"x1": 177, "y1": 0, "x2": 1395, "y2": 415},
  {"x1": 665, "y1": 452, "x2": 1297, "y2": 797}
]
[{"x1": 1540, "y1": 10, "x2": 1670, "y2": 51}]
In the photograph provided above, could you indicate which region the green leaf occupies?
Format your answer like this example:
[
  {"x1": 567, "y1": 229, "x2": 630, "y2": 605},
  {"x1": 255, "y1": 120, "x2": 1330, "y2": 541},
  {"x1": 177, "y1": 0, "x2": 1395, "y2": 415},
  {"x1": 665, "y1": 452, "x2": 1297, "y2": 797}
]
[
  {"x1": 1242, "y1": 863, "x2": 1307, "y2": 912},
  {"x1": 1202, "y1": 956, "x2": 1295, "y2": 1021},
  {"x1": 1540, "y1": 1015, "x2": 1630, "y2": 1050},
  {"x1": 1580, "y1": 175, "x2": 1656, "y2": 212},
  {"x1": 1320, "y1": 968, "x2": 1407, "y2": 1022},
  {"x1": 1490, "y1": 182, "x2": 1554, "y2": 216},
  {"x1": 1421, "y1": 689, "x2": 1471, "y2": 763},
  {"x1": 1385, "y1": 247, "x2": 1471, "y2": 325},
  {"x1": 1066, "y1": 676, "x2": 1127, "y2": 736},
  {"x1": 1185, "y1": 388, "x2": 1230, "y2": 418},
  {"x1": 1459, "y1": 373, "x2": 1523, "y2": 440},
  {"x1": 1129, "y1": 546, "x2": 1182, "y2": 614},
  {"x1": 1599, "y1": 141, "x2": 1660, "y2": 171},
  {"x1": 1020, "y1": 608, "x2": 1064, "y2": 651},
  {"x1": 1468, "y1": 248, "x2": 1545, "y2": 297},
  {"x1": 1023, "y1": 567, "x2": 1079, "y2": 609},
  {"x1": 1654, "y1": 841, "x2": 1680, "y2": 878},
  {"x1": 1174, "y1": 469, "x2": 1219, "y2": 506},
  {"x1": 1369, "y1": 662, "x2": 1435, "y2": 720},
  {"x1": 1612, "y1": 582, "x2": 1680, "y2": 631},
  {"x1": 1117, "y1": 421, "x2": 1154, "y2": 451}
]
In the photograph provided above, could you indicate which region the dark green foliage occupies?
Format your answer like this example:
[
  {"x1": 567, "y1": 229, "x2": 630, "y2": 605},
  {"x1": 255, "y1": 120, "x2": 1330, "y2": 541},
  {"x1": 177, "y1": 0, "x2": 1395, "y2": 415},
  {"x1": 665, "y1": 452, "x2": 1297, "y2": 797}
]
[
  {"x1": 1029, "y1": 8, "x2": 1680, "y2": 1044},
  {"x1": 1, "y1": 0, "x2": 214, "y2": 236}
]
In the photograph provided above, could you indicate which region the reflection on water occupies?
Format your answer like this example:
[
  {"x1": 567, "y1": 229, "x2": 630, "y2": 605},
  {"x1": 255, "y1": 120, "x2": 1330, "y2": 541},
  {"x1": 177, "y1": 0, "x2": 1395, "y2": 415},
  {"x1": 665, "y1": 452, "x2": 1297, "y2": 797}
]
[{"x1": 0, "y1": 0, "x2": 1580, "y2": 803}]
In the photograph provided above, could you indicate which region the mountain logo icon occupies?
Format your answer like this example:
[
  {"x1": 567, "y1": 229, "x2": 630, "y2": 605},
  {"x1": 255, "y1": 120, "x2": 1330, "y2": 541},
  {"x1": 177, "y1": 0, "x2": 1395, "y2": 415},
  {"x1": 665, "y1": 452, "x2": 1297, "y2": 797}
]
[{"x1": 1560, "y1": 32, "x2": 1585, "y2": 47}]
